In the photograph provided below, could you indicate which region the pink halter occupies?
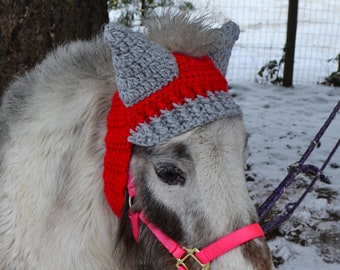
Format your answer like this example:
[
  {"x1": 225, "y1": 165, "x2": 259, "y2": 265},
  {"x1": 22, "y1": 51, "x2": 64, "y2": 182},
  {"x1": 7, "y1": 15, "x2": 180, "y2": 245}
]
[{"x1": 128, "y1": 173, "x2": 264, "y2": 269}]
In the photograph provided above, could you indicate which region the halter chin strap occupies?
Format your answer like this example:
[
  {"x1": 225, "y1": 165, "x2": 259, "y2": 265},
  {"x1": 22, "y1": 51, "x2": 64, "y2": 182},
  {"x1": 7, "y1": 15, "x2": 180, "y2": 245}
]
[{"x1": 128, "y1": 173, "x2": 264, "y2": 270}]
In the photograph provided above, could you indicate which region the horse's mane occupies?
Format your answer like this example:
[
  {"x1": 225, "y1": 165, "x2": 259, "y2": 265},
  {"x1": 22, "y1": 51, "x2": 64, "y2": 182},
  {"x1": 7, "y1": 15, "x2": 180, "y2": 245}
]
[{"x1": 144, "y1": 12, "x2": 222, "y2": 57}]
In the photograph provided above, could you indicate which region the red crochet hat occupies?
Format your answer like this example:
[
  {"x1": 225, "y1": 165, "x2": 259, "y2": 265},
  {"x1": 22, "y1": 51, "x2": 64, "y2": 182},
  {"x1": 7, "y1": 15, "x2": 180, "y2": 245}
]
[{"x1": 103, "y1": 22, "x2": 241, "y2": 217}]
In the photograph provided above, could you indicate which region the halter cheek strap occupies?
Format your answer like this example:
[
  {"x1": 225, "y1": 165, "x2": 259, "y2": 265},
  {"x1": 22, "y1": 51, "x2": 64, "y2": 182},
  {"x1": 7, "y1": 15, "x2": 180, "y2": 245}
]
[{"x1": 128, "y1": 173, "x2": 265, "y2": 269}]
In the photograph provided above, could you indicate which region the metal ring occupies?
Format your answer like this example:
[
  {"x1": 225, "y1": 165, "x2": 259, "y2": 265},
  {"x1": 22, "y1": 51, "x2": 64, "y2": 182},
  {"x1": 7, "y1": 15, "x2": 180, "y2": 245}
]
[{"x1": 128, "y1": 196, "x2": 133, "y2": 208}]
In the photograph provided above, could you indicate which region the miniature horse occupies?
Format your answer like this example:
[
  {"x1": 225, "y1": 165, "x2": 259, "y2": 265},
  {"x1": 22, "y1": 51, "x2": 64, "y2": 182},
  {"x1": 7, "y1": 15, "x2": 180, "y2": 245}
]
[{"x1": 0, "y1": 13, "x2": 274, "y2": 269}]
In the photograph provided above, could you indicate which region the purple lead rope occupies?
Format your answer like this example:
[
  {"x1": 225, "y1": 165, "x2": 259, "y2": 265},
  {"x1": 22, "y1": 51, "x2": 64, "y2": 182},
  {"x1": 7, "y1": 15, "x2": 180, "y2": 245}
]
[{"x1": 257, "y1": 100, "x2": 340, "y2": 234}]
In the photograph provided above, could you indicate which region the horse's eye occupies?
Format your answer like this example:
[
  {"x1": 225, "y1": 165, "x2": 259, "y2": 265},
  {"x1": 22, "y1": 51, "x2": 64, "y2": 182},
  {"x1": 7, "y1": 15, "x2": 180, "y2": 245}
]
[{"x1": 155, "y1": 163, "x2": 186, "y2": 186}]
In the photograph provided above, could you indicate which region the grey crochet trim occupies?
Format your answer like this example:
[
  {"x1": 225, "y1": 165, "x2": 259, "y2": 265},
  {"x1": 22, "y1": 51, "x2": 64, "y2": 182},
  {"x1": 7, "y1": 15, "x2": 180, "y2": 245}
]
[
  {"x1": 128, "y1": 91, "x2": 242, "y2": 146},
  {"x1": 104, "y1": 23, "x2": 179, "y2": 107}
]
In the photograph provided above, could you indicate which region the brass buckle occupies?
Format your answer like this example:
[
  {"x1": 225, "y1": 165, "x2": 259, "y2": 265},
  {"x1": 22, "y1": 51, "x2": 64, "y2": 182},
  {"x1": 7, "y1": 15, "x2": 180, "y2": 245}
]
[{"x1": 176, "y1": 247, "x2": 211, "y2": 270}]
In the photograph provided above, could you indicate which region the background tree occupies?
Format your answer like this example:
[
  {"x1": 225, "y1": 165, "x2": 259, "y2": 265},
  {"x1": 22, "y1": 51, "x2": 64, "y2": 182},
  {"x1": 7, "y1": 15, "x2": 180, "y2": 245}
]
[{"x1": 0, "y1": 0, "x2": 108, "y2": 98}]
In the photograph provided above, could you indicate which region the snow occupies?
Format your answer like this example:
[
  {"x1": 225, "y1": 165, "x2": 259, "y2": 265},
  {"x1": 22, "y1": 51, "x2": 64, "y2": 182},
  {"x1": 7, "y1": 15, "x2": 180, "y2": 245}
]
[
  {"x1": 270, "y1": 237, "x2": 338, "y2": 270},
  {"x1": 230, "y1": 82, "x2": 340, "y2": 269}
]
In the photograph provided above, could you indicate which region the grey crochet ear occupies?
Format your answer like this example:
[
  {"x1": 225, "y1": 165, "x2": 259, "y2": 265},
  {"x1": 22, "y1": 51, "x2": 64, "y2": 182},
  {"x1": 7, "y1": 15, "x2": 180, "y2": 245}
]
[
  {"x1": 208, "y1": 21, "x2": 240, "y2": 76},
  {"x1": 104, "y1": 23, "x2": 179, "y2": 107}
]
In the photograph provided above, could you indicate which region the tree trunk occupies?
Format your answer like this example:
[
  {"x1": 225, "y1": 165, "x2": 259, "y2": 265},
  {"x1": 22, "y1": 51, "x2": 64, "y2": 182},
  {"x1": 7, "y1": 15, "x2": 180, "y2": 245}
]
[{"x1": 0, "y1": 0, "x2": 108, "y2": 98}]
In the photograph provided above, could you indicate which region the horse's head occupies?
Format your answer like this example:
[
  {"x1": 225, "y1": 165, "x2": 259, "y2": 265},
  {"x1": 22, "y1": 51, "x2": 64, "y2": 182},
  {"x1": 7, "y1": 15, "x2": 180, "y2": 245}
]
[
  {"x1": 103, "y1": 13, "x2": 274, "y2": 269},
  {"x1": 0, "y1": 8, "x2": 276, "y2": 269}
]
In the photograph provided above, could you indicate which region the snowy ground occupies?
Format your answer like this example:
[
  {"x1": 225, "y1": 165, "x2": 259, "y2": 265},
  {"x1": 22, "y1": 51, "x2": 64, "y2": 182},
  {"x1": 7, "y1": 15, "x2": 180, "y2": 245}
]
[{"x1": 230, "y1": 82, "x2": 340, "y2": 269}]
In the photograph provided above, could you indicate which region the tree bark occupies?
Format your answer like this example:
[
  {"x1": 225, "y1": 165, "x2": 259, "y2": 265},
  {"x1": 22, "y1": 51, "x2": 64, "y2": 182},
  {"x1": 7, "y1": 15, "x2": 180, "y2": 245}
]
[{"x1": 0, "y1": 0, "x2": 108, "y2": 98}]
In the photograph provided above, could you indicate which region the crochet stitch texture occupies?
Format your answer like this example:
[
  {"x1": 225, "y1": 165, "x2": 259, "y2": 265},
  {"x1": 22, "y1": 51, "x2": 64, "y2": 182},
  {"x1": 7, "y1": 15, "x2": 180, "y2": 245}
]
[
  {"x1": 104, "y1": 24, "x2": 179, "y2": 107},
  {"x1": 128, "y1": 53, "x2": 242, "y2": 146},
  {"x1": 103, "y1": 22, "x2": 241, "y2": 217}
]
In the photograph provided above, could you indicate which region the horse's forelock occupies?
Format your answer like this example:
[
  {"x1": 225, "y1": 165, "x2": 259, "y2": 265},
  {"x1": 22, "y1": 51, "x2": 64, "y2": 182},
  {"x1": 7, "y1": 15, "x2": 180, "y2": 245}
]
[{"x1": 144, "y1": 12, "x2": 221, "y2": 58}]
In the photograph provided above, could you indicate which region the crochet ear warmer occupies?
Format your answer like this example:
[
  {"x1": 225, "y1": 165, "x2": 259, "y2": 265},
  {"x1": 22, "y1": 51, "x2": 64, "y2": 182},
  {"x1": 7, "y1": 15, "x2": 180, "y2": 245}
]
[{"x1": 103, "y1": 22, "x2": 241, "y2": 217}]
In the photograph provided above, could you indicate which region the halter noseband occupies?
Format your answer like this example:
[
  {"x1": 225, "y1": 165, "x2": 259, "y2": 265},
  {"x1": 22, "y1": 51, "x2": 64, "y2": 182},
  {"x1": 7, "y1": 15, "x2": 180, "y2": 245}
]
[{"x1": 127, "y1": 173, "x2": 264, "y2": 270}]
